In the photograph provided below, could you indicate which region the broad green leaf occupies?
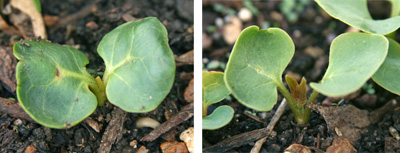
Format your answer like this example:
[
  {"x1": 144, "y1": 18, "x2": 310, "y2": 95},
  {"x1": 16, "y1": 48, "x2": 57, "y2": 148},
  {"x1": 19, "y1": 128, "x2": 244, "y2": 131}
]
[
  {"x1": 310, "y1": 33, "x2": 388, "y2": 97},
  {"x1": 388, "y1": 0, "x2": 400, "y2": 17},
  {"x1": 202, "y1": 71, "x2": 230, "y2": 106},
  {"x1": 98, "y1": 17, "x2": 175, "y2": 112},
  {"x1": 372, "y1": 39, "x2": 400, "y2": 95},
  {"x1": 203, "y1": 105, "x2": 234, "y2": 130},
  {"x1": 14, "y1": 40, "x2": 98, "y2": 129},
  {"x1": 315, "y1": 0, "x2": 400, "y2": 35},
  {"x1": 224, "y1": 26, "x2": 294, "y2": 111}
]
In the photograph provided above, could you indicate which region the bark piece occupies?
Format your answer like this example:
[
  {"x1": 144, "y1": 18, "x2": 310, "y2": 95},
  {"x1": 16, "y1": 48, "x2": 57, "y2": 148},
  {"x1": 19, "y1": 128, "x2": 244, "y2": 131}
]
[
  {"x1": 98, "y1": 107, "x2": 127, "y2": 153},
  {"x1": 0, "y1": 46, "x2": 17, "y2": 94},
  {"x1": 0, "y1": 97, "x2": 33, "y2": 122}
]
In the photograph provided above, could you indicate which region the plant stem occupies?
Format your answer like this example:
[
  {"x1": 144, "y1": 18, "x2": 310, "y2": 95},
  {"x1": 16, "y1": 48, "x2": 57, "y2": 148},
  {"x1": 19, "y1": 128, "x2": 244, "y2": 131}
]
[
  {"x1": 307, "y1": 90, "x2": 319, "y2": 104},
  {"x1": 88, "y1": 76, "x2": 107, "y2": 107},
  {"x1": 203, "y1": 104, "x2": 208, "y2": 117}
]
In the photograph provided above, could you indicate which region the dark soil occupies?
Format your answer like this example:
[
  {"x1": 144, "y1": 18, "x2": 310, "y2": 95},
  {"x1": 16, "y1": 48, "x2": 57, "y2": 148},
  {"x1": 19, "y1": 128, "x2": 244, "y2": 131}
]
[
  {"x1": 0, "y1": 0, "x2": 193, "y2": 152},
  {"x1": 203, "y1": 1, "x2": 400, "y2": 152}
]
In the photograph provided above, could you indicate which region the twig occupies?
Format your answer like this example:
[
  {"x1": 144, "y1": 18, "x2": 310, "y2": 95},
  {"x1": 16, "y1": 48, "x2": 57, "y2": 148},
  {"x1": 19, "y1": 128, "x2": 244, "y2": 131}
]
[
  {"x1": 98, "y1": 106, "x2": 127, "y2": 153},
  {"x1": 244, "y1": 111, "x2": 265, "y2": 123},
  {"x1": 52, "y1": 0, "x2": 100, "y2": 29},
  {"x1": 203, "y1": 99, "x2": 288, "y2": 152},
  {"x1": 0, "y1": 97, "x2": 34, "y2": 122},
  {"x1": 141, "y1": 102, "x2": 193, "y2": 142},
  {"x1": 250, "y1": 99, "x2": 288, "y2": 153}
]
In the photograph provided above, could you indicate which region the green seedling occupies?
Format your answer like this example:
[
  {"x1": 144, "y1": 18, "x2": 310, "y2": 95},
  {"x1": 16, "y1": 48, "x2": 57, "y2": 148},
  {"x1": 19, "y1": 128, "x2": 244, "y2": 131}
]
[
  {"x1": 224, "y1": 26, "x2": 388, "y2": 125},
  {"x1": 202, "y1": 71, "x2": 233, "y2": 130},
  {"x1": 315, "y1": 0, "x2": 400, "y2": 95},
  {"x1": 14, "y1": 17, "x2": 175, "y2": 129}
]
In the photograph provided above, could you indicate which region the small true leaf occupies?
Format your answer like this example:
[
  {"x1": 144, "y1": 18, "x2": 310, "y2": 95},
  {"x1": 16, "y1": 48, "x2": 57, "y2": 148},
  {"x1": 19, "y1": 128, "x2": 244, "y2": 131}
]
[
  {"x1": 202, "y1": 71, "x2": 230, "y2": 107},
  {"x1": 224, "y1": 26, "x2": 294, "y2": 111},
  {"x1": 310, "y1": 33, "x2": 388, "y2": 97},
  {"x1": 286, "y1": 76, "x2": 307, "y2": 105},
  {"x1": 372, "y1": 38, "x2": 400, "y2": 95},
  {"x1": 98, "y1": 17, "x2": 175, "y2": 112},
  {"x1": 14, "y1": 40, "x2": 98, "y2": 129},
  {"x1": 315, "y1": 0, "x2": 400, "y2": 35},
  {"x1": 202, "y1": 105, "x2": 234, "y2": 130}
]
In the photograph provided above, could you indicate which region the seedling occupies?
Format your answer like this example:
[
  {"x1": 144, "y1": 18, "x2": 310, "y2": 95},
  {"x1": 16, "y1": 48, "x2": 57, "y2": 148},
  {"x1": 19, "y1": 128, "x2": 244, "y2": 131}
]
[
  {"x1": 13, "y1": 17, "x2": 175, "y2": 129},
  {"x1": 202, "y1": 71, "x2": 233, "y2": 130},
  {"x1": 315, "y1": 0, "x2": 400, "y2": 96},
  {"x1": 224, "y1": 26, "x2": 388, "y2": 125}
]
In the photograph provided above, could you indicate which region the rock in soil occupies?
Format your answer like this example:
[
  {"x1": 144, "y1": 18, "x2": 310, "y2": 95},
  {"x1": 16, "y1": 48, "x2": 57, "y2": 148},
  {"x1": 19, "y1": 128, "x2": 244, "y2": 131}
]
[
  {"x1": 160, "y1": 141, "x2": 189, "y2": 153},
  {"x1": 284, "y1": 143, "x2": 311, "y2": 153},
  {"x1": 180, "y1": 127, "x2": 194, "y2": 153}
]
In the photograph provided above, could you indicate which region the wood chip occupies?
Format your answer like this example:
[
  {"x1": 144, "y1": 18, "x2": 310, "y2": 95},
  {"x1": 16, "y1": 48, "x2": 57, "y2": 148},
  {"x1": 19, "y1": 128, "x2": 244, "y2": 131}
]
[
  {"x1": 136, "y1": 146, "x2": 149, "y2": 153},
  {"x1": 175, "y1": 50, "x2": 194, "y2": 65},
  {"x1": 141, "y1": 103, "x2": 193, "y2": 142},
  {"x1": 184, "y1": 78, "x2": 194, "y2": 103},
  {"x1": 160, "y1": 141, "x2": 189, "y2": 153},
  {"x1": 24, "y1": 145, "x2": 37, "y2": 153},
  {"x1": 326, "y1": 138, "x2": 356, "y2": 153}
]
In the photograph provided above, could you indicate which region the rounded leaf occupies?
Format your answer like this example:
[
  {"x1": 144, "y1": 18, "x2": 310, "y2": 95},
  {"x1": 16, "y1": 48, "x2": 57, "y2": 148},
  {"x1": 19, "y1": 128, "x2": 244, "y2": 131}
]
[
  {"x1": 372, "y1": 39, "x2": 400, "y2": 95},
  {"x1": 224, "y1": 26, "x2": 294, "y2": 111},
  {"x1": 14, "y1": 40, "x2": 98, "y2": 129},
  {"x1": 310, "y1": 33, "x2": 388, "y2": 97},
  {"x1": 202, "y1": 71, "x2": 230, "y2": 106},
  {"x1": 202, "y1": 105, "x2": 234, "y2": 130},
  {"x1": 98, "y1": 17, "x2": 175, "y2": 112},
  {"x1": 315, "y1": 0, "x2": 400, "y2": 35}
]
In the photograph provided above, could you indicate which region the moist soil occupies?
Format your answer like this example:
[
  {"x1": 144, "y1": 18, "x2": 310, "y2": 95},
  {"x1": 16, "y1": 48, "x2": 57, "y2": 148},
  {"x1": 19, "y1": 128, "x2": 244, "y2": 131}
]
[
  {"x1": 203, "y1": 1, "x2": 400, "y2": 152},
  {"x1": 0, "y1": 0, "x2": 193, "y2": 152}
]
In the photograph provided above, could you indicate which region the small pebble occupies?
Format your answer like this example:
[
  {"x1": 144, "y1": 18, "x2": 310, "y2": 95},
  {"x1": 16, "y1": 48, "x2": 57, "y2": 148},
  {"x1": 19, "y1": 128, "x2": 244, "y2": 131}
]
[
  {"x1": 238, "y1": 8, "x2": 252, "y2": 22},
  {"x1": 129, "y1": 140, "x2": 138, "y2": 148},
  {"x1": 13, "y1": 119, "x2": 23, "y2": 126},
  {"x1": 86, "y1": 21, "x2": 98, "y2": 30}
]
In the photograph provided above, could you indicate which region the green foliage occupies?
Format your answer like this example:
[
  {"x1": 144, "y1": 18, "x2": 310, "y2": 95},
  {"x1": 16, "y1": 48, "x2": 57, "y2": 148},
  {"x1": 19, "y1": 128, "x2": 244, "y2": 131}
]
[
  {"x1": 286, "y1": 76, "x2": 307, "y2": 105},
  {"x1": 98, "y1": 17, "x2": 175, "y2": 113},
  {"x1": 202, "y1": 71, "x2": 233, "y2": 130},
  {"x1": 372, "y1": 39, "x2": 400, "y2": 95},
  {"x1": 388, "y1": 0, "x2": 400, "y2": 17},
  {"x1": 310, "y1": 33, "x2": 388, "y2": 97},
  {"x1": 203, "y1": 105, "x2": 234, "y2": 130},
  {"x1": 14, "y1": 40, "x2": 98, "y2": 128},
  {"x1": 315, "y1": 0, "x2": 400, "y2": 35},
  {"x1": 279, "y1": 0, "x2": 311, "y2": 23},
  {"x1": 14, "y1": 17, "x2": 175, "y2": 128},
  {"x1": 224, "y1": 26, "x2": 294, "y2": 111}
]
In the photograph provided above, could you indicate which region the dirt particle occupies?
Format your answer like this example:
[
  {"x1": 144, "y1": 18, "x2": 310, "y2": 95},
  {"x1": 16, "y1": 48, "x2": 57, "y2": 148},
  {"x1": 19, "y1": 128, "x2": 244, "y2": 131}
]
[
  {"x1": 24, "y1": 145, "x2": 37, "y2": 153},
  {"x1": 74, "y1": 98, "x2": 78, "y2": 102},
  {"x1": 56, "y1": 68, "x2": 60, "y2": 77},
  {"x1": 19, "y1": 39, "x2": 30, "y2": 47}
]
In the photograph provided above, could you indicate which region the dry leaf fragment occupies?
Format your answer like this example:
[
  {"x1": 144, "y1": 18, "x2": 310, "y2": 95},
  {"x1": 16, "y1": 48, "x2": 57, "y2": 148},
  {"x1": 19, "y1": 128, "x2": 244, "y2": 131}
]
[
  {"x1": 10, "y1": 0, "x2": 47, "y2": 38},
  {"x1": 85, "y1": 117, "x2": 100, "y2": 132}
]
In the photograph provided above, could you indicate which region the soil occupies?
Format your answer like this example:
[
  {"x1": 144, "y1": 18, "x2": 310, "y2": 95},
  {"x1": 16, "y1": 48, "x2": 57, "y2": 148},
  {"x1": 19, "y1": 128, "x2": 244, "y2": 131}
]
[
  {"x1": 203, "y1": 1, "x2": 400, "y2": 152},
  {"x1": 0, "y1": 0, "x2": 193, "y2": 152}
]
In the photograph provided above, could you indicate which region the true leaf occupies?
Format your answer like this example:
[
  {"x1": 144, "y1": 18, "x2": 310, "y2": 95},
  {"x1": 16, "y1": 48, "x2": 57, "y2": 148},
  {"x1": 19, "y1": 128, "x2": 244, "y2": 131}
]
[
  {"x1": 202, "y1": 71, "x2": 230, "y2": 107},
  {"x1": 224, "y1": 26, "x2": 294, "y2": 111},
  {"x1": 286, "y1": 75, "x2": 307, "y2": 105},
  {"x1": 310, "y1": 33, "x2": 388, "y2": 97},
  {"x1": 98, "y1": 17, "x2": 175, "y2": 112},
  {"x1": 315, "y1": 0, "x2": 400, "y2": 35},
  {"x1": 372, "y1": 39, "x2": 400, "y2": 95},
  {"x1": 202, "y1": 105, "x2": 234, "y2": 130},
  {"x1": 14, "y1": 39, "x2": 98, "y2": 129}
]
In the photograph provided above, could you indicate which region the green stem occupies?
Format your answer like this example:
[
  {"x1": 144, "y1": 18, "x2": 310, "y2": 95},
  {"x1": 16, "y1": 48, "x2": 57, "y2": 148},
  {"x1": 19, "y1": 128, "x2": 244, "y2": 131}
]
[
  {"x1": 276, "y1": 83, "x2": 308, "y2": 124},
  {"x1": 307, "y1": 90, "x2": 319, "y2": 104},
  {"x1": 203, "y1": 104, "x2": 208, "y2": 118},
  {"x1": 385, "y1": 31, "x2": 396, "y2": 39},
  {"x1": 88, "y1": 76, "x2": 107, "y2": 107}
]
